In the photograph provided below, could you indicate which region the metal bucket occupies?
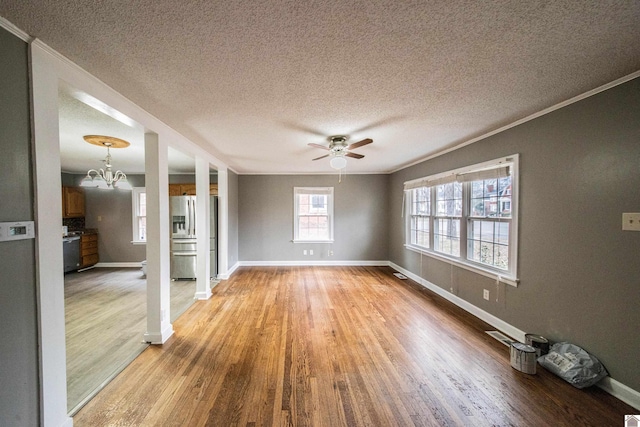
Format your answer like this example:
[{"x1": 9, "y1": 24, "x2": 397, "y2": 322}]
[
  {"x1": 510, "y1": 342, "x2": 537, "y2": 374},
  {"x1": 525, "y1": 333, "x2": 549, "y2": 357}
]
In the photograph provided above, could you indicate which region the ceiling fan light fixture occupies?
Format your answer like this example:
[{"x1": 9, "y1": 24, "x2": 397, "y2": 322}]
[{"x1": 330, "y1": 156, "x2": 347, "y2": 170}]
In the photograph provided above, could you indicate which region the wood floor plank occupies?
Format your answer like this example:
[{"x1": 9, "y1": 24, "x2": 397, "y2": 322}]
[
  {"x1": 65, "y1": 268, "x2": 198, "y2": 412},
  {"x1": 74, "y1": 266, "x2": 636, "y2": 426}
]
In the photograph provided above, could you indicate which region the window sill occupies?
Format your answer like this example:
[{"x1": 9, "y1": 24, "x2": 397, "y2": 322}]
[
  {"x1": 404, "y1": 244, "x2": 518, "y2": 287},
  {"x1": 292, "y1": 239, "x2": 334, "y2": 244},
  {"x1": 131, "y1": 240, "x2": 146, "y2": 245}
]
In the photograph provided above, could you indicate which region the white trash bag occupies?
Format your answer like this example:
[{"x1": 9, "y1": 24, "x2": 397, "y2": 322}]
[{"x1": 537, "y1": 342, "x2": 608, "y2": 389}]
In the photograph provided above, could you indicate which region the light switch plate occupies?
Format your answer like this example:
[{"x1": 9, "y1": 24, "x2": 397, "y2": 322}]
[{"x1": 622, "y1": 213, "x2": 640, "y2": 231}]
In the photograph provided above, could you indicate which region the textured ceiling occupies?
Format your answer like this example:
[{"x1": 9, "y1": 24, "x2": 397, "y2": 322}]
[{"x1": 2, "y1": 1, "x2": 640, "y2": 174}]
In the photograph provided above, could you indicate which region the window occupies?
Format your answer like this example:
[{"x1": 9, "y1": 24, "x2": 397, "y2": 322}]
[
  {"x1": 404, "y1": 155, "x2": 518, "y2": 284},
  {"x1": 294, "y1": 187, "x2": 334, "y2": 242},
  {"x1": 434, "y1": 181, "x2": 462, "y2": 256},
  {"x1": 409, "y1": 187, "x2": 430, "y2": 248},
  {"x1": 132, "y1": 187, "x2": 146, "y2": 243}
]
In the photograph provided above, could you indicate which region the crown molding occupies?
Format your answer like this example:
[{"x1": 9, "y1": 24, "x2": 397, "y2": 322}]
[{"x1": 0, "y1": 16, "x2": 32, "y2": 41}]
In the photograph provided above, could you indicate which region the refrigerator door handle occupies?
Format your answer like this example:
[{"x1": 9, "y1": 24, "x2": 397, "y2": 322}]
[
  {"x1": 190, "y1": 199, "x2": 196, "y2": 236},
  {"x1": 172, "y1": 252, "x2": 197, "y2": 256}
]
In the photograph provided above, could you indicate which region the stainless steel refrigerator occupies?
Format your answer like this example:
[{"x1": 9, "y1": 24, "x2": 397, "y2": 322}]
[
  {"x1": 170, "y1": 196, "x2": 197, "y2": 279},
  {"x1": 170, "y1": 195, "x2": 218, "y2": 280}
]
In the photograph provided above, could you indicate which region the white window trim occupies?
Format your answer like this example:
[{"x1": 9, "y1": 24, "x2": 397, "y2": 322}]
[
  {"x1": 293, "y1": 187, "x2": 335, "y2": 243},
  {"x1": 131, "y1": 187, "x2": 146, "y2": 244},
  {"x1": 404, "y1": 155, "x2": 519, "y2": 286}
]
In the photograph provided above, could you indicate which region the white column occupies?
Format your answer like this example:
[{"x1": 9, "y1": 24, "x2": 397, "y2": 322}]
[
  {"x1": 217, "y1": 169, "x2": 229, "y2": 278},
  {"x1": 195, "y1": 157, "x2": 212, "y2": 300},
  {"x1": 31, "y1": 42, "x2": 73, "y2": 427},
  {"x1": 144, "y1": 133, "x2": 174, "y2": 344}
]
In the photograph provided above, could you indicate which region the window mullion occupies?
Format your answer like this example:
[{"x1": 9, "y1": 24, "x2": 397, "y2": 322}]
[
  {"x1": 429, "y1": 186, "x2": 435, "y2": 250},
  {"x1": 460, "y1": 181, "x2": 469, "y2": 261}
]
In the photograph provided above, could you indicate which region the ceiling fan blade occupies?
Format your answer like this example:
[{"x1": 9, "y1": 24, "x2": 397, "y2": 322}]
[
  {"x1": 347, "y1": 138, "x2": 372, "y2": 150},
  {"x1": 308, "y1": 143, "x2": 329, "y2": 150},
  {"x1": 312, "y1": 154, "x2": 330, "y2": 161},
  {"x1": 345, "y1": 152, "x2": 364, "y2": 159}
]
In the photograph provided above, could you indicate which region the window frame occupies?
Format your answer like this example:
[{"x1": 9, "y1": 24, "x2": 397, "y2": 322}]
[
  {"x1": 404, "y1": 155, "x2": 519, "y2": 286},
  {"x1": 131, "y1": 187, "x2": 146, "y2": 244},
  {"x1": 293, "y1": 187, "x2": 334, "y2": 243}
]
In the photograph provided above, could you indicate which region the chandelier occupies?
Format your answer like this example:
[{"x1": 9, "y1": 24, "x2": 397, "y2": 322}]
[{"x1": 79, "y1": 135, "x2": 132, "y2": 190}]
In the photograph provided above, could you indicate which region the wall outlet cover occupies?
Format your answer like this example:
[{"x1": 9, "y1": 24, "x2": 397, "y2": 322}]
[{"x1": 622, "y1": 213, "x2": 640, "y2": 231}]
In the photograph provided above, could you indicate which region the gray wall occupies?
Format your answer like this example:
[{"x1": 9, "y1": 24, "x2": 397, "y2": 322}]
[
  {"x1": 0, "y1": 27, "x2": 40, "y2": 426},
  {"x1": 389, "y1": 77, "x2": 640, "y2": 392},
  {"x1": 227, "y1": 170, "x2": 239, "y2": 267},
  {"x1": 63, "y1": 173, "x2": 146, "y2": 263},
  {"x1": 239, "y1": 174, "x2": 389, "y2": 261}
]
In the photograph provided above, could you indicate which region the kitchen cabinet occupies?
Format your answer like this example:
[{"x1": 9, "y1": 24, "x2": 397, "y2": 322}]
[
  {"x1": 62, "y1": 186, "x2": 85, "y2": 218},
  {"x1": 80, "y1": 233, "x2": 99, "y2": 268},
  {"x1": 168, "y1": 184, "x2": 218, "y2": 196}
]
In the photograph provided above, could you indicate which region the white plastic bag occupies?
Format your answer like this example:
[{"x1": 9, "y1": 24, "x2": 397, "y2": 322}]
[{"x1": 537, "y1": 342, "x2": 608, "y2": 388}]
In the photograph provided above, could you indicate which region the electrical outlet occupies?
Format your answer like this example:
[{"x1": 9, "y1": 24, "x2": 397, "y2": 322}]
[
  {"x1": 329, "y1": 250, "x2": 334, "y2": 256},
  {"x1": 622, "y1": 213, "x2": 640, "y2": 231},
  {"x1": 483, "y1": 289, "x2": 490, "y2": 300},
  {"x1": 97, "y1": 215, "x2": 102, "y2": 222},
  {"x1": 303, "y1": 250, "x2": 307, "y2": 255},
  {"x1": 309, "y1": 249, "x2": 313, "y2": 255}
]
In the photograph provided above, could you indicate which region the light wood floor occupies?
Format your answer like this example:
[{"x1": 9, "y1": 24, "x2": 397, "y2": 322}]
[
  {"x1": 74, "y1": 266, "x2": 634, "y2": 426},
  {"x1": 65, "y1": 267, "x2": 197, "y2": 412}
]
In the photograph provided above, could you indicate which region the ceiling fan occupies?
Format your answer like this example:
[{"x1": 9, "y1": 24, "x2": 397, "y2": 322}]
[{"x1": 308, "y1": 135, "x2": 373, "y2": 169}]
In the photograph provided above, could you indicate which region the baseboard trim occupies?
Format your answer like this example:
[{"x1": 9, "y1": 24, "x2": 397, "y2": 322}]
[
  {"x1": 388, "y1": 261, "x2": 640, "y2": 411},
  {"x1": 143, "y1": 325, "x2": 174, "y2": 345},
  {"x1": 195, "y1": 290, "x2": 212, "y2": 300},
  {"x1": 598, "y1": 377, "x2": 640, "y2": 411},
  {"x1": 238, "y1": 260, "x2": 390, "y2": 267},
  {"x1": 389, "y1": 262, "x2": 527, "y2": 342},
  {"x1": 94, "y1": 262, "x2": 143, "y2": 268},
  {"x1": 218, "y1": 261, "x2": 240, "y2": 279}
]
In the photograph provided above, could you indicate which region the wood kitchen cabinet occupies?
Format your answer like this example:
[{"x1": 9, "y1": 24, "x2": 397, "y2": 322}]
[
  {"x1": 168, "y1": 184, "x2": 218, "y2": 196},
  {"x1": 80, "y1": 233, "x2": 99, "y2": 268},
  {"x1": 62, "y1": 186, "x2": 85, "y2": 218}
]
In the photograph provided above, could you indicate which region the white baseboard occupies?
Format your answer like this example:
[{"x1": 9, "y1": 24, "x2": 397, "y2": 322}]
[
  {"x1": 238, "y1": 260, "x2": 390, "y2": 267},
  {"x1": 195, "y1": 290, "x2": 212, "y2": 300},
  {"x1": 598, "y1": 377, "x2": 640, "y2": 410},
  {"x1": 94, "y1": 262, "x2": 143, "y2": 268},
  {"x1": 389, "y1": 262, "x2": 526, "y2": 342},
  {"x1": 143, "y1": 325, "x2": 174, "y2": 345},
  {"x1": 218, "y1": 261, "x2": 240, "y2": 280},
  {"x1": 388, "y1": 262, "x2": 640, "y2": 410}
]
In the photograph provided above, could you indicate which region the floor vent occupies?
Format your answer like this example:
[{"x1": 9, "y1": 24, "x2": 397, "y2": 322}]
[
  {"x1": 485, "y1": 330, "x2": 514, "y2": 347},
  {"x1": 393, "y1": 273, "x2": 408, "y2": 280}
]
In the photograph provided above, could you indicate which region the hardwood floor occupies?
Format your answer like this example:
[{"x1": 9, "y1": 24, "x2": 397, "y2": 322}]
[
  {"x1": 65, "y1": 267, "x2": 197, "y2": 413},
  {"x1": 74, "y1": 266, "x2": 634, "y2": 426}
]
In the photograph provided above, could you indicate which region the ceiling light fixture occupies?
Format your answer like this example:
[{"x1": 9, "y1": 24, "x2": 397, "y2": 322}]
[
  {"x1": 79, "y1": 135, "x2": 132, "y2": 190},
  {"x1": 329, "y1": 155, "x2": 347, "y2": 170}
]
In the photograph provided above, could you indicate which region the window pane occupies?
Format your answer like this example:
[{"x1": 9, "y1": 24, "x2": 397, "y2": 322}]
[
  {"x1": 434, "y1": 218, "x2": 460, "y2": 256},
  {"x1": 138, "y1": 217, "x2": 146, "y2": 241},
  {"x1": 471, "y1": 198, "x2": 485, "y2": 216},
  {"x1": 435, "y1": 182, "x2": 462, "y2": 216},
  {"x1": 468, "y1": 219, "x2": 509, "y2": 270},
  {"x1": 410, "y1": 215, "x2": 430, "y2": 249},
  {"x1": 139, "y1": 193, "x2": 146, "y2": 216},
  {"x1": 469, "y1": 176, "x2": 512, "y2": 218}
]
